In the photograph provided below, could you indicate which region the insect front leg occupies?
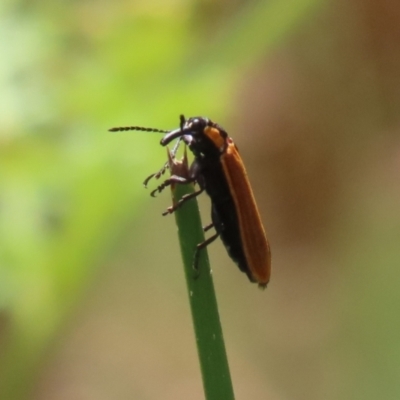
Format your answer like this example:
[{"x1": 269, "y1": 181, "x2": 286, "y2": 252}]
[
  {"x1": 150, "y1": 175, "x2": 192, "y2": 197},
  {"x1": 162, "y1": 158, "x2": 205, "y2": 214},
  {"x1": 143, "y1": 162, "x2": 169, "y2": 188},
  {"x1": 143, "y1": 137, "x2": 184, "y2": 188}
]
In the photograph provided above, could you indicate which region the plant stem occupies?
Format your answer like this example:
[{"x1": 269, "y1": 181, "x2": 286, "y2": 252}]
[{"x1": 169, "y1": 151, "x2": 235, "y2": 400}]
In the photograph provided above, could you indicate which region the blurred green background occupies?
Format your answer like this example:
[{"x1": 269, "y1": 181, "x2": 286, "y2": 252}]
[{"x1": 2, "y1": 0, "x2": 400, "y2": 399}]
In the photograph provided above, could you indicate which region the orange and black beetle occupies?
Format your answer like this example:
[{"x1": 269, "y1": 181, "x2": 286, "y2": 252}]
[{"x1": 110, "y1": 115, "x2": 271, "y2": 288}]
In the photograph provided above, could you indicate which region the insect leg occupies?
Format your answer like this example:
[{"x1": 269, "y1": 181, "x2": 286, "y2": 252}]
[
  {"x1": 143, "y1": 137, "x2": 183, "y2": 187},
  {"x1": 193, "y1": 232, "x2": 220, "y2": 278},
  {"x1": 143, "y1": 162, "x2": 169, "y2": 188},
  {"x1": 161, "y1": 157, "x2": 204, "y2": 212},
  {"x1": 150, "y1": 175, "x2": 194, "y2": 197},
  {"x1": 162, "y1": 187, "x2": 204, "y2": 215},
  {"x1": 203, "y1": 222, "x2": 214, "y2": 232}
]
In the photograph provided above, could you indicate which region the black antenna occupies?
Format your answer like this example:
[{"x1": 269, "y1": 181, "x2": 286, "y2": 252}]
[
  {"x1": 108, "y1": 126, "x2": 169, "y2": 133},
  {"x1": 179, "y1": 114, "x2": 186, "y2": 130}
]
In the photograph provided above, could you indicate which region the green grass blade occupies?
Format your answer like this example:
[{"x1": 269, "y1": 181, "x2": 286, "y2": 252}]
[{"x1": 169, "y1": 155, "x2": 235, "y2": 400}]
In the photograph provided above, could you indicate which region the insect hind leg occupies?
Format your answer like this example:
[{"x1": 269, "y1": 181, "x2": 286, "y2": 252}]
[{"x1": 202, "y1": 222, "x2": 214, "y2": 232}]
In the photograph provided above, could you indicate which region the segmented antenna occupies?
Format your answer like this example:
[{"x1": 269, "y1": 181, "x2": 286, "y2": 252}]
[{"x1": 108, "y1": 126, "x2": 169, "y2": 133}]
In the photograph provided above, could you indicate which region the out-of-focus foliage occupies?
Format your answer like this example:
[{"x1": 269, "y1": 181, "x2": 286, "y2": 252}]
[{"x1": 0, "y1": 0, "x2": 326, "y2": 398}]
